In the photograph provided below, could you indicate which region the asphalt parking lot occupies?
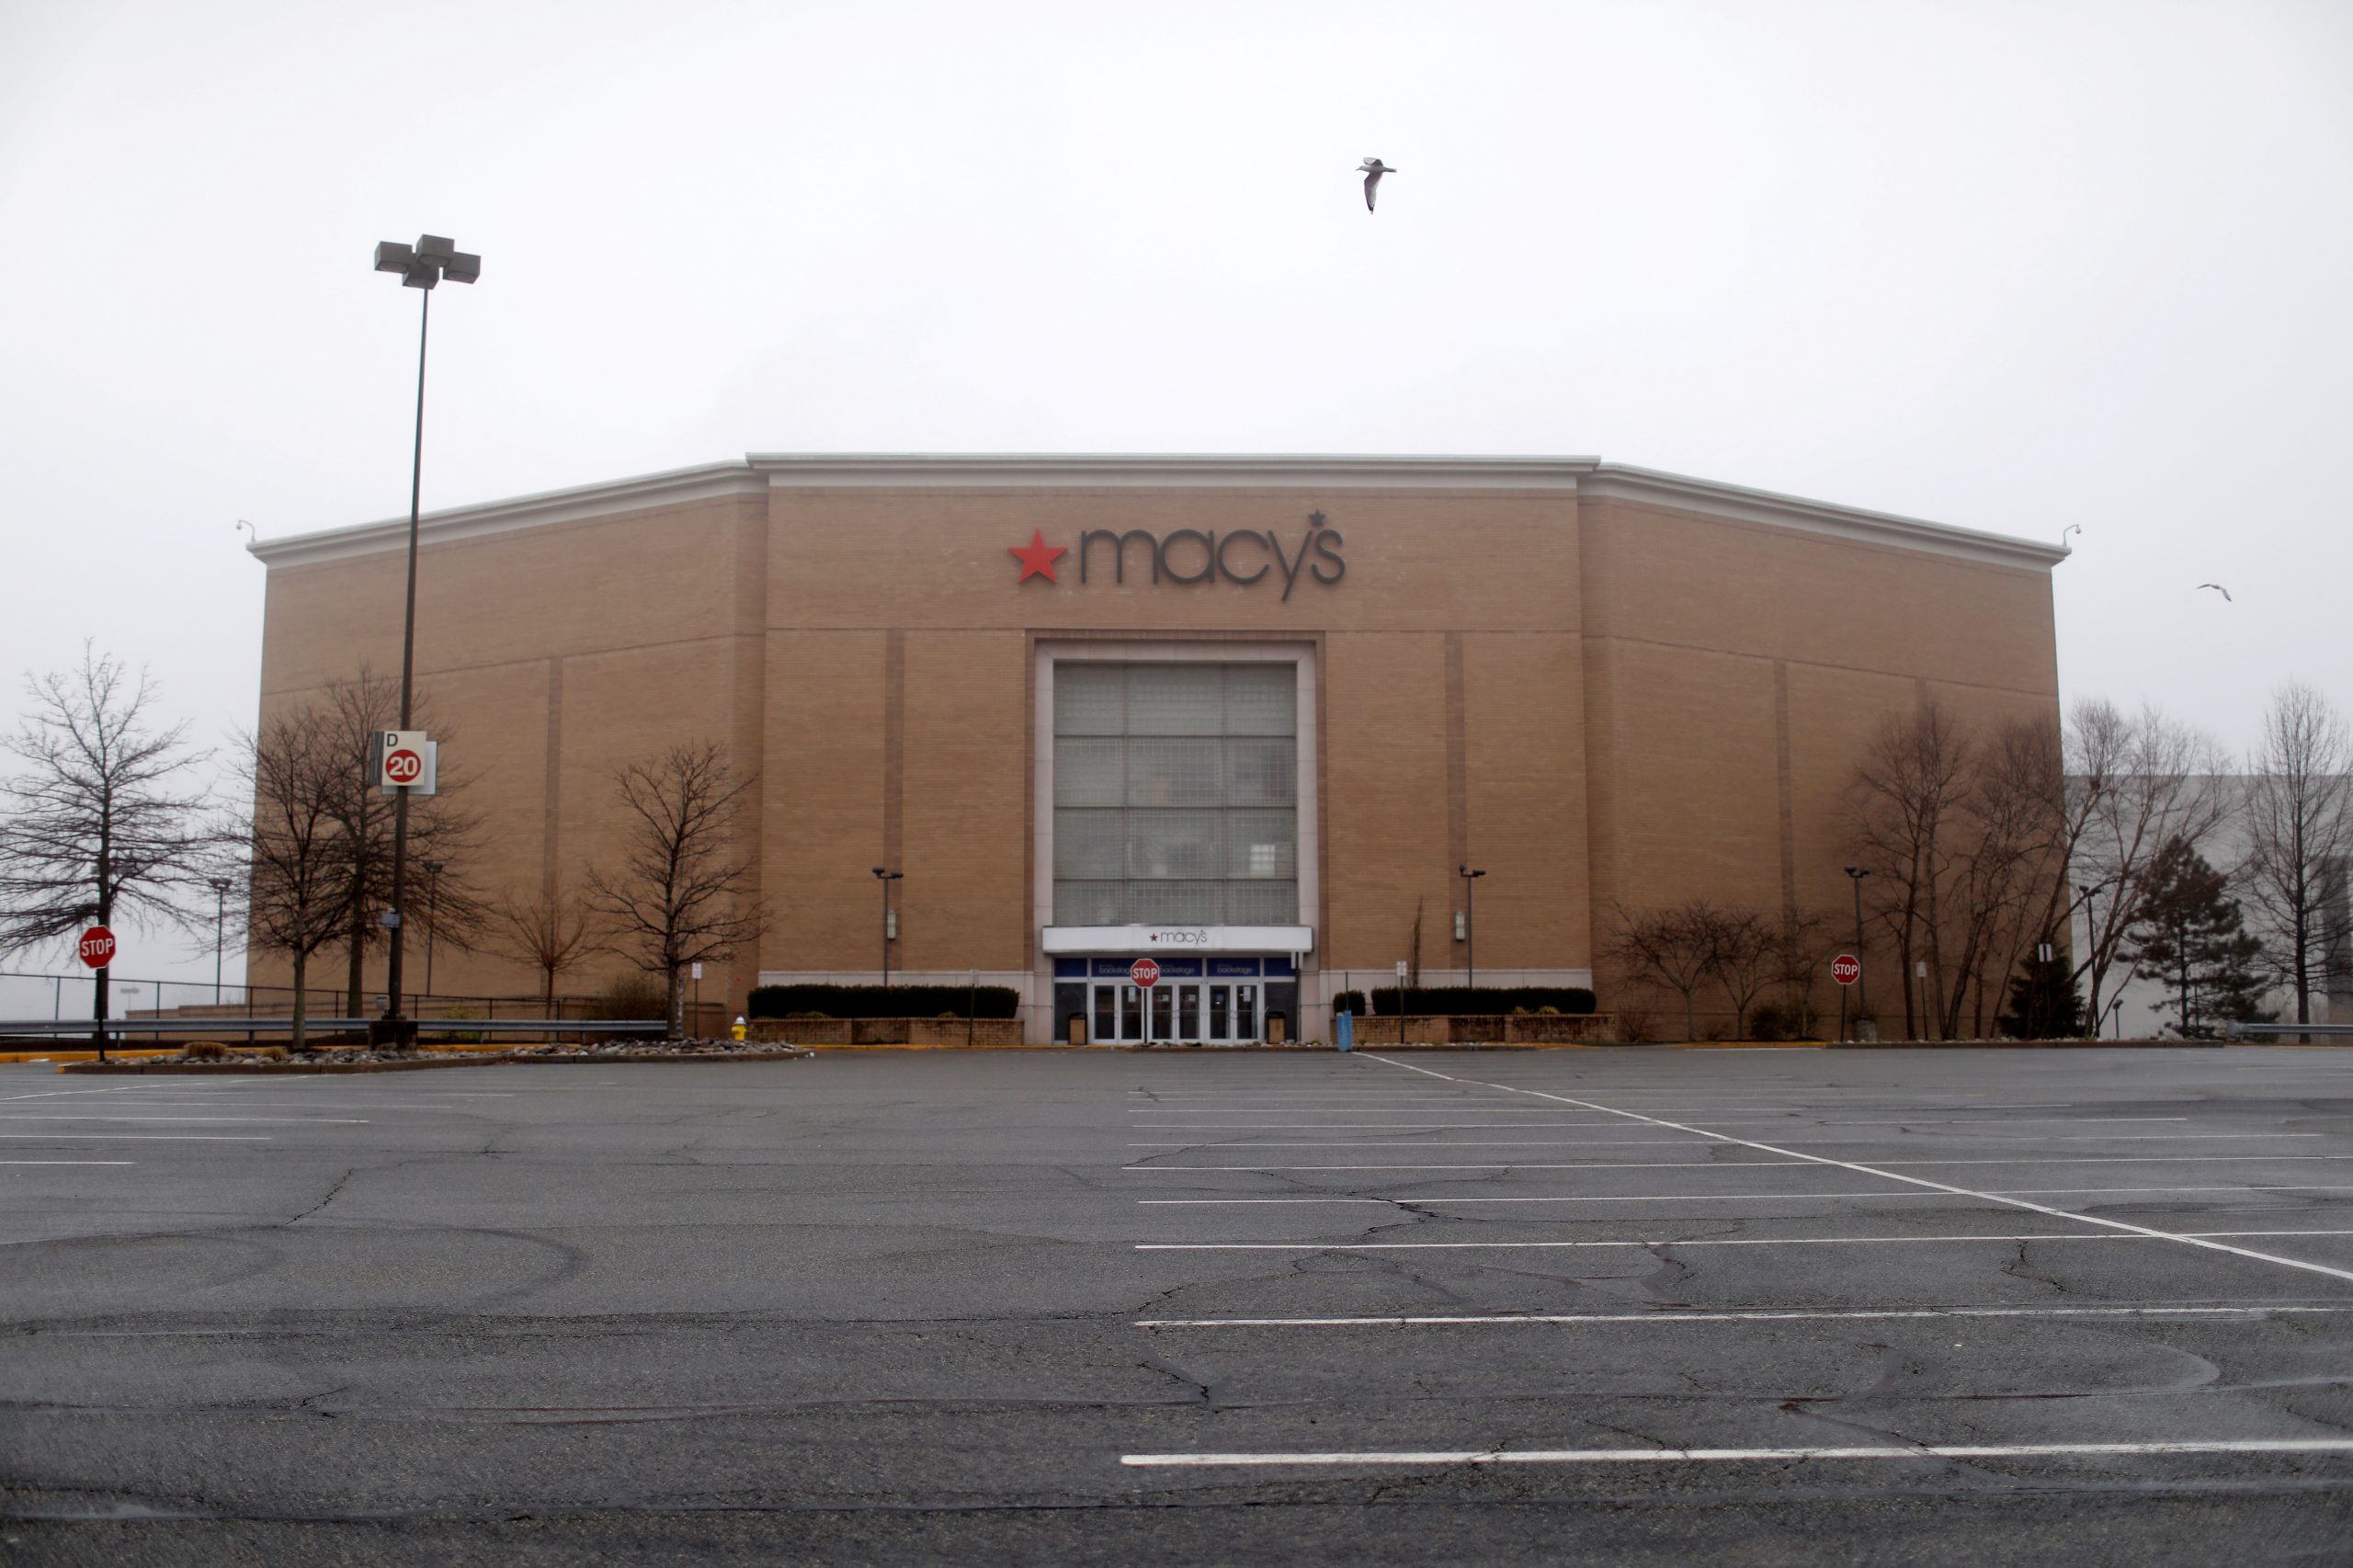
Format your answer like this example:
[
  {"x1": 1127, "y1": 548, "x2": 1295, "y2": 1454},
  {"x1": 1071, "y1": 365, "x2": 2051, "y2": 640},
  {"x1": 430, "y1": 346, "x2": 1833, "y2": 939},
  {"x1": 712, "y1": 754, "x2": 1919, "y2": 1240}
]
[{"x1": 6, "y1": 1047, "x2": 2353, "y2": 1565}]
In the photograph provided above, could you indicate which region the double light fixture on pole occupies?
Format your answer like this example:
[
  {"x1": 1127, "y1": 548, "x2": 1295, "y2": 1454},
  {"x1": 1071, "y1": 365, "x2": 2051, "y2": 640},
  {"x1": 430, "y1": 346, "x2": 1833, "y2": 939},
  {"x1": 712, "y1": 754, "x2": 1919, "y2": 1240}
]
[
  {"x1": 871, "y1": 868, "x2": 903, "y2": 987},
  {"x1": 369, "y1": 234, "x2": 480, "y2": 1047},
  {"x1": 1458, "y1": 866, "x2": 1485, "y2": 990}
]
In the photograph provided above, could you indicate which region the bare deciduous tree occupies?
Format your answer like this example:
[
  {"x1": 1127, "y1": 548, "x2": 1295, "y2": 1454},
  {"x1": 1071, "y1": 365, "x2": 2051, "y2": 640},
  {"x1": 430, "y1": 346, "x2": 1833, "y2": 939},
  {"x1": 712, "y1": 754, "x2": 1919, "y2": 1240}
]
[
  {"x1": 2240, "y1": 681, "x2": 2353, "y2": 1039},
  {"x1": 2064, "y1": 699, "x2": 2229, "y2": 1032},
  {"x1": 1847, "y1": 703, "x2": 1974, "y2": 1038},
  {"x1": 235, "y1": 702, "x2": 357, "y2": 1052},
  {"x1": 0, "y1": 646, "x2": 215, "y2": 1043},
  {"x1": 584, "y1": 743, "x2": 767, "y2": 1036},
  {"x1": 487, "y1": 883, "x2": 597, "y2": 1014},
  {"x1": 1607, "y1": 899, "x2": 1727, "y2": 1041},
  {"x1": 1767, "y1": 910, "x2": 1834, "y2": 1037},
  {"x1": 1708, "y1": 909, "x2": 1779, "y2": 1041}
]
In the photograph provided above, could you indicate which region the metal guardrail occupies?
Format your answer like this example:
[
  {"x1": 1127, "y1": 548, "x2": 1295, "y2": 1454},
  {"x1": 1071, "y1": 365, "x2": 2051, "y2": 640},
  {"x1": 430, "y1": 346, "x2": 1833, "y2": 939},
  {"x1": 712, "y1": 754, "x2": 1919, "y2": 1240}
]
[
  {"x1": 0, "y1": 1017, "x2": 668, "y2": 1039},
  {"x1": 2225, "y1": 1020, "x2": 2353, "y2": 1040}
]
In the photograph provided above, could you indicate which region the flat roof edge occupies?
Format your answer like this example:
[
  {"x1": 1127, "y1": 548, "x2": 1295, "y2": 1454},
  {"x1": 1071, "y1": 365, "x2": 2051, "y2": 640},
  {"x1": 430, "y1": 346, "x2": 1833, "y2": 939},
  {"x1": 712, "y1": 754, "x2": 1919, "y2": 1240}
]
[{"x1": 245, "y1": 453, "x2": 2068, "y2": 572}]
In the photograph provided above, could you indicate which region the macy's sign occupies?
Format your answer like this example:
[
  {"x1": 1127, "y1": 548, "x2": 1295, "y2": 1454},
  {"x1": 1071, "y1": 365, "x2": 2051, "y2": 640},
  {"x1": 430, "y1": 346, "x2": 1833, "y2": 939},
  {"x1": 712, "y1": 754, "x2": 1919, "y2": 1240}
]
[{"x1": 1009, "y1": 512, "x2": 1346, "y2": 602}]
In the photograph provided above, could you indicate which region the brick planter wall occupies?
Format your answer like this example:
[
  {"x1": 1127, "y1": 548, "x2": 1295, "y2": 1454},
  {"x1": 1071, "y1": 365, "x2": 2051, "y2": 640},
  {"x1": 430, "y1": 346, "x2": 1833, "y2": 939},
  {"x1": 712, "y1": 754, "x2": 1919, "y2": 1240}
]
[
  {"x1": 750, "y1": 1017, "x2": 1027, "y2": 1047},
  {"x1": 1347, "y1": 1014, "x2": 1616, "y2": 1045}
]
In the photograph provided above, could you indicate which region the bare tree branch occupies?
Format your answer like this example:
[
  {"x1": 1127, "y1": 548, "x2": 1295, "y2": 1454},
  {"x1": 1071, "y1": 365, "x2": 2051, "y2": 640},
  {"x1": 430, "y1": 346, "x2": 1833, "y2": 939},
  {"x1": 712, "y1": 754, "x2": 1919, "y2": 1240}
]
[
  {"x1": 2239, "y1": 680, "x2": 2353, "y2": 1035},
  {"x1": 582, "y1": 743, "x2": 767, "y2": 1036},
  {"x1": 231, "y1": 702, "x2": 358, "y2": 1052},
  {"x1": 0, "y1": 644, "x2": 217, "y2": 1041},
  {"x1": 485, "y1": 883, "x2": 597, "y2": 1013}
]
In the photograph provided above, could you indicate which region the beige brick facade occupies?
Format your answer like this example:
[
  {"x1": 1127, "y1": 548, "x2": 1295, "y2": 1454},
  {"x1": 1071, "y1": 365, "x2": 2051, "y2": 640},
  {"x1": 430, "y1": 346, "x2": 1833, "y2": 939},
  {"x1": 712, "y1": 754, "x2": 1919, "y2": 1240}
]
[{"x1": 248, "y1": 457, "x2": 2064, "y2": 1040}]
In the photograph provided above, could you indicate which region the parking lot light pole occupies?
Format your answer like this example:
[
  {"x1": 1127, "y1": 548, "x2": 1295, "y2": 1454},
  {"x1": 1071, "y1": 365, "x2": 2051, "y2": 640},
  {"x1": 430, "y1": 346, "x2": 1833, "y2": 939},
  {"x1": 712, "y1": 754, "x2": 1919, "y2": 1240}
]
[
  {"x1": 1843, "y1": 865, "x2": 1871, "y2": 1034},
  {"x1": 2076, "y1": 882, "x2": 2107, "y2": 1037},
  {"x1": 420, "y1": 858, "x2": 445, "y2": 1002},
  {"x1": 871, "y1": 868, "x2": 902, "y2": 988},
  {"x1": 208, "y1": 877, "x2": 232, "y2": 1004},
  {"x1": 370, "y1": 233, "x2": 480, "y2": 1048},
  {"x1": 1458, "y1": 866, "x2": 1485, "y2": 990}
]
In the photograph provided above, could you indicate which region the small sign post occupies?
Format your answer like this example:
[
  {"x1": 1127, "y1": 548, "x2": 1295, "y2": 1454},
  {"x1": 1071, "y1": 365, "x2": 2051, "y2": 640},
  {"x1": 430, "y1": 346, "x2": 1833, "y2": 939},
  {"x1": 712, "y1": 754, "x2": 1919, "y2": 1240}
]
[{"x1": 77, "y1": 926, "x2": 116, "y2": 1061}]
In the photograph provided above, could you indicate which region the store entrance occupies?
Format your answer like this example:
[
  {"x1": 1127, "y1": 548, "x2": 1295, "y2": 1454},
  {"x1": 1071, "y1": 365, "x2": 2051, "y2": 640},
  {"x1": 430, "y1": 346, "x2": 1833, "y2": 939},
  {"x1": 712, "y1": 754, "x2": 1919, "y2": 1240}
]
[
  {"x1": 1054, "y1": 956, "x2": 1297, "y2": 1046},
  {"x1": 1088, "y1": 980, "x2": 1262, "y2": 1045}
]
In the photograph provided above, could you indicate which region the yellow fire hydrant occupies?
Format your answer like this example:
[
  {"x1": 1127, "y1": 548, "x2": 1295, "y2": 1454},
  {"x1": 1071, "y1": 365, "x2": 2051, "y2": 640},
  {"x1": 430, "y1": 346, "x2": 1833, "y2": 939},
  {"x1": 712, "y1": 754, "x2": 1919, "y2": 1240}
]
[{"x1": 731, "y1": 1016, "x2": 747, "y2": 1043}]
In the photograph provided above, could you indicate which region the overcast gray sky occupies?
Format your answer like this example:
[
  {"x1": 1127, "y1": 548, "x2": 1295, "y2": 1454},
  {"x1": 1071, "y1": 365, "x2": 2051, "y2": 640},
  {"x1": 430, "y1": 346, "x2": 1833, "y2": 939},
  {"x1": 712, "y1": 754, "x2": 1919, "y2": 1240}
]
[{"x1": 3, "y1": 0, "x2": 2348, "y2": 983}]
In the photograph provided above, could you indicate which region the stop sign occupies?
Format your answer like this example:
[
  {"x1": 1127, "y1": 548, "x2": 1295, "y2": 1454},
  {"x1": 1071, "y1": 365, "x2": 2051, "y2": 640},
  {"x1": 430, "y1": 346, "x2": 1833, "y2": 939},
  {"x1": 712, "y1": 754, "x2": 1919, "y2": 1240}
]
[
  {"x1": 1831, "y1": 954, "x2": 1861, "y2": 987},
  {"x1": 78, "y1": 926, "x2": 117, "y2": 969},
  {"x1": 1130, "y1": 958, "x2": 1161, "y2": 988}
]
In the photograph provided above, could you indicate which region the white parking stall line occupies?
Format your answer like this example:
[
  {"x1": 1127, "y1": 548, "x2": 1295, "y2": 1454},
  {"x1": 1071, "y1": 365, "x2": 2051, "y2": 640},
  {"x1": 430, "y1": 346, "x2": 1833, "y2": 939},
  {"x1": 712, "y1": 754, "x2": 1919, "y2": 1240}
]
[
  {"x1": 0, "y1": 1086, "x2": 166, "y2": 1103},
  {"x1": 1135, "y1": 1231, "x2": 2353, "y2": 1253},
  {"x1": 1359, "y1": 1053, "x2": 2353, "y2": 1287},
  {"x1": 0, "y1": 1106, "x2": 367, "y2": 1116},
  {"x1": 45, "y1": 1101, "x2": 478, "y2": 1112},
  {"x1": 1124, "y1": 1161, "x2": 1816, "y2": 1172},
  {"x1": 1124, "y1": 1155, "x2": 2353, "y2": 1172},
  {"x1": 0, "y1": 1133, "x2": 270, "y2": 1141},
  {"x1": 1137, "y1": 1303, "x2": 2353, "y2": 1327},
  {"x1": 1127, "y1": 1114, "x2": 2194, "y2": 1126},
  {"x1": 1124, "y1": 1116, "x2": 1732, "y2": 1130},
  {"x1": 0, "y1": 1160, "x2": 135, "y2": 1165},
  {"x1": 1121, "y1": 1439, "x2": 2353, "y2": 1469},
  {"x1": 1135, "y1": 1185, "x2": 2353, "y2": 1206}
]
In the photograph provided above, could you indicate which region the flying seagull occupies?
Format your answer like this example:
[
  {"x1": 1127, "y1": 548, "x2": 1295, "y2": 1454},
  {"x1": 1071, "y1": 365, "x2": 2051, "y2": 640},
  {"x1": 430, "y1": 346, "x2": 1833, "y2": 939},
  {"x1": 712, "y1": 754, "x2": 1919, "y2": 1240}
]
[
  {"x1": 2197, "y1": 583, "x2": 2233, "y2": 601},
  {"x1": 1358, "y1": 157, "x2": 1395, "y2": 212}
]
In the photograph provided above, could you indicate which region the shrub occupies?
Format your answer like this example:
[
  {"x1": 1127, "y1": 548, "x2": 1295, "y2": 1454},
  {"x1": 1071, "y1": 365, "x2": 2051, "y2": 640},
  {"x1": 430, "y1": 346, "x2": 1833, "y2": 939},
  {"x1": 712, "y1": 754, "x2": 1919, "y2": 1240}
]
[
  {"x1": 1331, "y1": 990, "x2": 1367, "y2": 1016},
  {"x1": 747, "y1": 983, "x2": 1021, "y2": 1020},
  {"x1": 254, "y1": 1045, "x2": 289, "y2": 1062},
  {"x1": 589, "y1": 974, "x2": 669, "y2": 1021},
  {"x1": 1367, "y1": 986, "x2": 1597, "y2": 1017},
  {"x1": 183, "y1": 1040, "x2": 227, "y2": 1062}
]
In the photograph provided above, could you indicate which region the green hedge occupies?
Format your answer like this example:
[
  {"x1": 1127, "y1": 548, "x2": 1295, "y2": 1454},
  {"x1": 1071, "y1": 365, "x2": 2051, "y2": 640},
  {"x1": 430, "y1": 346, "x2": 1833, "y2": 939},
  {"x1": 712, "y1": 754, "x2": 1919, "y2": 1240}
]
[
  {"x1": 747, "y1": 983, "x2": 1022, "y2": 1020},
  {"x1": 1329, "y1": 985, "x2": 1597, "y2": 1017}
]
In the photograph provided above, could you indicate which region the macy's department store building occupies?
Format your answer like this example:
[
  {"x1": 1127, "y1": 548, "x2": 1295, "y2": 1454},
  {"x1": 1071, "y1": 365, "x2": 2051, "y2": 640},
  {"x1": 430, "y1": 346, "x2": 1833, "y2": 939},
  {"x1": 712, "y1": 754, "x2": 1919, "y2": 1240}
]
[{"x1": 248, "y1": 456, "x2": 2067, "y2": 1043}]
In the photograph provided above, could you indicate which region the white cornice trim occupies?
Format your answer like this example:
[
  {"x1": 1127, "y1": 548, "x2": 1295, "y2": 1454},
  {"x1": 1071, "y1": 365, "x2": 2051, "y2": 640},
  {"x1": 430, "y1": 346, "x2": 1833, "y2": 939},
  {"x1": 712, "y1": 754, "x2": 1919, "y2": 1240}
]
[
  {"x1": 1581, "y1": 464, "x2": 2070, "y2": 570},
  {"x1": 746, "y1": 452, "x2": 1602, "y2": 490},
  {"x1": 244, "y1": 452, "x2": 2069, "y2": 573},
  {"x1": 247, "y1": 460, "x2": 764, "y2": 568}
]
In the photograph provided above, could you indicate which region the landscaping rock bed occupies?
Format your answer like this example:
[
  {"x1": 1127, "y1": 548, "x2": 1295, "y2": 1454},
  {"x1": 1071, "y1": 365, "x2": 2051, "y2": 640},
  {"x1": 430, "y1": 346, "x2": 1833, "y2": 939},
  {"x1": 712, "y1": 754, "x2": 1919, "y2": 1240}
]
[
  {"x1": 500, "y1": 1039, "x2": 813, "y2": 1062},
  {"x1": 60, "y1": 1038, "x2": 813, "y2": 1074}
]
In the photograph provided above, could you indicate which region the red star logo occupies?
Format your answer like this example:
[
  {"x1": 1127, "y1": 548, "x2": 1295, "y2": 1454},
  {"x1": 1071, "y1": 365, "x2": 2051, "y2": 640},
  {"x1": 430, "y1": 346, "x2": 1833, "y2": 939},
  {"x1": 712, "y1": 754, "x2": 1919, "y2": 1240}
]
[{"x1": 1008, "y1": 528, "x2": 1066, "y2": 584}]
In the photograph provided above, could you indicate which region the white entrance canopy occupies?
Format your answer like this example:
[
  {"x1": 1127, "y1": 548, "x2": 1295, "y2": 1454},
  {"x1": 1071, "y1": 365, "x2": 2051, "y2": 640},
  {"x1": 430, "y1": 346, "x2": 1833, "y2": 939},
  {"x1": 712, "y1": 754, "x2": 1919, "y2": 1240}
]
[{"x1": 1041, "y1": 926, "x2": 1314, "y2": 956}]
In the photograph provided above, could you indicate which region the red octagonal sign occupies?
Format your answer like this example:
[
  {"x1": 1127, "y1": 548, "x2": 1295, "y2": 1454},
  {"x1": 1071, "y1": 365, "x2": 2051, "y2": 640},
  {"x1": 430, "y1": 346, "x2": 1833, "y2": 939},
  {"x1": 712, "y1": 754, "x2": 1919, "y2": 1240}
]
[
  {"x1": 1831, "y1": 954, "x2": 1861, "y2": 987},
  {"x1": 1130, "y1": 959, "x2": 1161, "y2": 988},
  {"x1": 78, "y1": 926, "x2": 117, "y2": 970}
]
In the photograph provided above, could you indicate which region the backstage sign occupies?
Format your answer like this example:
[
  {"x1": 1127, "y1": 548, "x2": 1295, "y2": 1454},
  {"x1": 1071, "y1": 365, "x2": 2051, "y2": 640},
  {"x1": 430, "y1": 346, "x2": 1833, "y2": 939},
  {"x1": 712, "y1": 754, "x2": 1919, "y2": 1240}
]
[{"x1": 1007, "y1": 512, "x2": 1346, "y2": 602}]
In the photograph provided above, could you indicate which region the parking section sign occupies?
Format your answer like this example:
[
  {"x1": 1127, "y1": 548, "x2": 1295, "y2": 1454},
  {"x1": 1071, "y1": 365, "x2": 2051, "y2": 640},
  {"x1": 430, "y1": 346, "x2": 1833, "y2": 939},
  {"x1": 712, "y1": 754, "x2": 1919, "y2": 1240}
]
[{"x1": 377, "y1": 731, "x2": 438, "y2": 796}]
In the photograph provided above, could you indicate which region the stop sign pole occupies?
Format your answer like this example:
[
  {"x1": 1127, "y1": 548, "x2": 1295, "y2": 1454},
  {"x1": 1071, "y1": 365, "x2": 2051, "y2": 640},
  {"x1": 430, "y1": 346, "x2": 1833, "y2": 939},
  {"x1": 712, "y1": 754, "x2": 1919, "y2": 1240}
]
[
  {"x1": 78, "y1": 926, "x2": 118, "y2": 1062},
  {"x1": 1831, "y1": 953, "x2": 1861, "y2": 1043}
]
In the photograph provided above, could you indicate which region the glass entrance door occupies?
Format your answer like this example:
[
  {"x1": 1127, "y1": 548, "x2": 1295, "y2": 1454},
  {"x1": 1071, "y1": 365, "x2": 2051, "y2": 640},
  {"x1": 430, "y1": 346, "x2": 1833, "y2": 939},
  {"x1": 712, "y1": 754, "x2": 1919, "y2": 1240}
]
[{"x1": 1086, "y1": 973, "x2": 1263, "y2": 1044}]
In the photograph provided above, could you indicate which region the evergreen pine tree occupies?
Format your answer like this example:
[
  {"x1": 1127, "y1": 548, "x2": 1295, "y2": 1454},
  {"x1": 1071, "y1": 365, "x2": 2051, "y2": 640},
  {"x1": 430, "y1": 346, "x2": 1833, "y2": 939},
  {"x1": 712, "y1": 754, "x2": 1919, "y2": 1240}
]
[
  {"x1": 1998, "y1": 940, "x2": 2085, "y2": 1039},
  {"x1": 2123, "y1": 836, "x2": 2276, "y2": 1039}
]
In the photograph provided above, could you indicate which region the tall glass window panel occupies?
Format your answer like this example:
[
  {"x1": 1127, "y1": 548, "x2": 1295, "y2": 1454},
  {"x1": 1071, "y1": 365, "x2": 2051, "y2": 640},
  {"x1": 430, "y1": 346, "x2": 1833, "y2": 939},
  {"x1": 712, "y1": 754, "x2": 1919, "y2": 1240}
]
[
  {"x1": 1223, "y1": 665, "x2": 1296, "y2": 735},
  {"x1": 1050, "y1": 662, "x2": 1299, "y2": 928}
]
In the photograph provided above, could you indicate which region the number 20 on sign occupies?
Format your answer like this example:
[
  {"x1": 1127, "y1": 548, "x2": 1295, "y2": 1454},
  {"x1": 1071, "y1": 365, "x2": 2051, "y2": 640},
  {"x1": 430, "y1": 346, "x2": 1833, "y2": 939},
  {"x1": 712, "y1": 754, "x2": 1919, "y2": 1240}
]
[{"x1": 379, "y1": 730, "x2": 428, "y2": 789}]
